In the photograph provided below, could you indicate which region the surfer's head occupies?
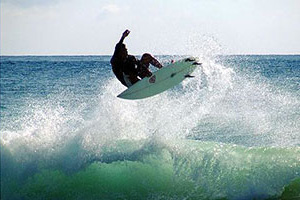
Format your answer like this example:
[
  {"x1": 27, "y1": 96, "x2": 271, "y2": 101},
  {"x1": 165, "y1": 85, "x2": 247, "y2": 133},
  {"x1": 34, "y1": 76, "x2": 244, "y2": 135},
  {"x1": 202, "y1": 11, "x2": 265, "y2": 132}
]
[{"x1": 116, "y1": 43, "x2": 128, "y2": 60}]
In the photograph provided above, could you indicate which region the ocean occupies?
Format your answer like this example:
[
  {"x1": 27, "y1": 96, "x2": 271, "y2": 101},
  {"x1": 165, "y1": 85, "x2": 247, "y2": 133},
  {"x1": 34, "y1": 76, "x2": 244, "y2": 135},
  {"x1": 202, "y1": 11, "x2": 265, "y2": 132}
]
[{"x1": 0, "y1": 55, "x2": 299, "y2": 200}]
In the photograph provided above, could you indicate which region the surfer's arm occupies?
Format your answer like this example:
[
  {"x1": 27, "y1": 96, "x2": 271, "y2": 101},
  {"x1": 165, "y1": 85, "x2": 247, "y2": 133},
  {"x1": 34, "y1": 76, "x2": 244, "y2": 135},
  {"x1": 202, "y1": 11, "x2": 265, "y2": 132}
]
[{"x1": 119, "y1": 30, "x2": 130, "y2": 44}]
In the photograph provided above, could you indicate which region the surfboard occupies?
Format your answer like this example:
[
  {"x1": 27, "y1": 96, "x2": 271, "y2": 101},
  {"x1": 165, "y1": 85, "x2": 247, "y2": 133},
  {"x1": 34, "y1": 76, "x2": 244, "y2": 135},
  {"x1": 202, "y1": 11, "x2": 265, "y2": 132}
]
[{"x1": 117, "y1": 57, "x2": 201, "y2": 100}]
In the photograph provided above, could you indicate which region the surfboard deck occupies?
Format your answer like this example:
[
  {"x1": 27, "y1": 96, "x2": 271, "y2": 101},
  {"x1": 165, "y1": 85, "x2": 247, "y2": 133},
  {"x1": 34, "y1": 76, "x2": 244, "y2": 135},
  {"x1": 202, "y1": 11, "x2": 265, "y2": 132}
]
[{"x1": 117, "y1": 57, "x2": 201, "y2": 100}]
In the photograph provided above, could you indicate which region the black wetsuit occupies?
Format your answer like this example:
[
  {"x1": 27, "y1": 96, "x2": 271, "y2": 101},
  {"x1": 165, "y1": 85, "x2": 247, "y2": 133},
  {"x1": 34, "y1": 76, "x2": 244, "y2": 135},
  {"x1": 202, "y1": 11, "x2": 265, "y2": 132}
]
[{"x1": 110, "y1": 43, "x2": 141, "y2": 87}]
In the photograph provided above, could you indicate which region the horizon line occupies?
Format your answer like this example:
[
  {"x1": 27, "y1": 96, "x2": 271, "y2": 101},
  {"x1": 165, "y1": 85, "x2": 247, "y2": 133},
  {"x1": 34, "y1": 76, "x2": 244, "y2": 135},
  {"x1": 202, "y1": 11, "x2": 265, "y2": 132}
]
[{"x1": 1, "y1": 53, "x2": 300, "y2": 57}]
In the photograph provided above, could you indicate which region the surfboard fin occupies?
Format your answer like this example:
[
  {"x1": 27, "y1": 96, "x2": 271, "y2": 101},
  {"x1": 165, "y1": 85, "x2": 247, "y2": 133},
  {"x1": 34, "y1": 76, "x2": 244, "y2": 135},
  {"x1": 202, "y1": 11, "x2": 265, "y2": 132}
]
[
  {"x1": 185, "y1": 58, "x2": 196, "y2": 62},
  {"x1": 185, "y1": 74, "x2": 195, "y2": 78},
  {"x1": 192, "y1": 62, "x2": 201, "y2": 65}
]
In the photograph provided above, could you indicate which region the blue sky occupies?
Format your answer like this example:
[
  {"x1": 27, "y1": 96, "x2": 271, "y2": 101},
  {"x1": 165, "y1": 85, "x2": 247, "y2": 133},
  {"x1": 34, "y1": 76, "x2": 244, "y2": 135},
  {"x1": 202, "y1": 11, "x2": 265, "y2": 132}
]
[{"x1": 1, "y1": 0, "x2": 300, "y2": 55}]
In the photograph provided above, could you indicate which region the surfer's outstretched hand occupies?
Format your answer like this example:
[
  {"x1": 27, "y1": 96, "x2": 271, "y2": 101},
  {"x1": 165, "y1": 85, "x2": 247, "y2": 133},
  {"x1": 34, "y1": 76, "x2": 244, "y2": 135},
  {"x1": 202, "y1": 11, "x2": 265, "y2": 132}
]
[{"x1": 122, "y1": 30, "x2": 130, "y2": 38}]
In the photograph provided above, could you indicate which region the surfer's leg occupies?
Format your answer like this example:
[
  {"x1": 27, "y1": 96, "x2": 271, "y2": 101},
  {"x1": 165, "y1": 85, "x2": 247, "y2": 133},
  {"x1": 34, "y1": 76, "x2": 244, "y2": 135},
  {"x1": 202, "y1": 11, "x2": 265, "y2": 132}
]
[
  {"x1": 137, "y1": 65, "x2": 152, "y2": 79},
  {"x1": 123, "y1": 73, "x2": 139, "y2": 87},
  {"x1": 138, "y1": 53, "x2": 163, "y2": 78},
  {"x1": 141, "y1": 53, "x2": 163, "y2": 69},
  {"x1": 137, "y1": 54, "x2": 152, "y2": 78}
]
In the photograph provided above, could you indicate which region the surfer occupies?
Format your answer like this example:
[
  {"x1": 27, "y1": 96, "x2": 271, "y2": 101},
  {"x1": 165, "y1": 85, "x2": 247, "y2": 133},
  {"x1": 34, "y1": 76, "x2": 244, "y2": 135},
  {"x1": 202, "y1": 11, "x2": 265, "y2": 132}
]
[{"x1": 110, "y1": 30, "x2": 163, "y2": 87}]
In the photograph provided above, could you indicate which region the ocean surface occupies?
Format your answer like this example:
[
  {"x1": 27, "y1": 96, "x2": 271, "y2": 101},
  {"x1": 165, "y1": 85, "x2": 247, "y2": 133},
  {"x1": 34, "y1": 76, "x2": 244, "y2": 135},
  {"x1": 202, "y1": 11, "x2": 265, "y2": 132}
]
[{"x1": 1, "y1": 55, "x2": 299, "y2": 200}]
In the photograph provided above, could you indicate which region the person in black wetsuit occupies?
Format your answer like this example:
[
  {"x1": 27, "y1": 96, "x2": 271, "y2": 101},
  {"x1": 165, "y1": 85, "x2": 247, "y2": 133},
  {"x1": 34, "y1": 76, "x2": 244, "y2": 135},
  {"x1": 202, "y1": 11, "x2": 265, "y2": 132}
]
[{"x1": 110, "y1": 30, "x2": 163, "y2": 87}]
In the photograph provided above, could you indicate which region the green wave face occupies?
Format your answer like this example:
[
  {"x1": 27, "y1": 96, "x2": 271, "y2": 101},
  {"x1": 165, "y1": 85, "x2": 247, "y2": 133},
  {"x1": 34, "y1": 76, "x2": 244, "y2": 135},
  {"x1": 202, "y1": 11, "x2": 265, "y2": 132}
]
[{"x1": 1, "y1": 139, "x2": 299, "y2": 200}]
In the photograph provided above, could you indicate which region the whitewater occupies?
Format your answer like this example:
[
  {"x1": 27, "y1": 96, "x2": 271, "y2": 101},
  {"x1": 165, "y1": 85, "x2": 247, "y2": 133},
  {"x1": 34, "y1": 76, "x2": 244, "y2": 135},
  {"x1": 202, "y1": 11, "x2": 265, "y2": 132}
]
[{"x1": 1, "y1": 54, "x2": 299, "y2": 200}]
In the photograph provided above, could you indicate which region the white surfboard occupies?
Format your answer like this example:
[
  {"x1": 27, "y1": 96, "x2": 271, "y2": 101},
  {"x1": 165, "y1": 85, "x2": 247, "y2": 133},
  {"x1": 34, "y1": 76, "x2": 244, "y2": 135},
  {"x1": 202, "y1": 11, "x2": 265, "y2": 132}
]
[{"x1": 117, "y1": 57, "x2": 201, "y2": 100}]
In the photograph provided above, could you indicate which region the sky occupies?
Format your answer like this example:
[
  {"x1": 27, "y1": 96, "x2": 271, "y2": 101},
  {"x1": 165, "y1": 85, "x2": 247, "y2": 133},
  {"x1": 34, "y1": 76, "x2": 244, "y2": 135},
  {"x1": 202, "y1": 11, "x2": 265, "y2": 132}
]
[{"x1": 1, "y1": 0, "x2": 300, "y2": 55}]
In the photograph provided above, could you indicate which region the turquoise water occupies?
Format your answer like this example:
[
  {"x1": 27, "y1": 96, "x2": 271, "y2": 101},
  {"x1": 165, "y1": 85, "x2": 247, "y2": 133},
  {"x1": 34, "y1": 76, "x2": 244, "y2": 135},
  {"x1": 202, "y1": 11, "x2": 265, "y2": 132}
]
[{"x1": 1, "y1": 55, "x2": 299, "y2": 199}]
